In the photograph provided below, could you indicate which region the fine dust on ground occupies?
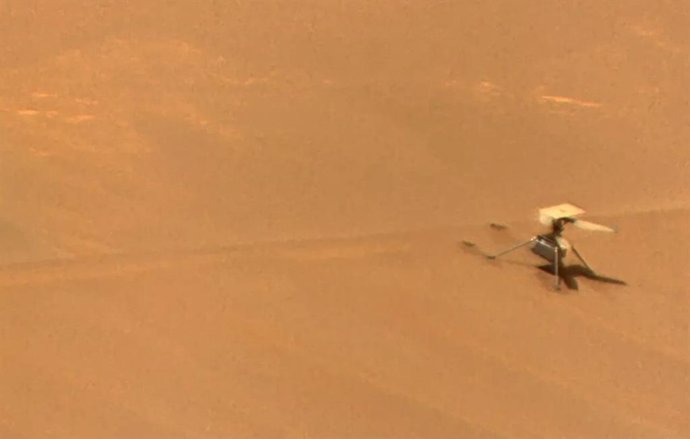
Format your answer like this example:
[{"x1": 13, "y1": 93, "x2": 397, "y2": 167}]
[{"x1": 1, "y1": 1, "x2": 689, "y2": 438}]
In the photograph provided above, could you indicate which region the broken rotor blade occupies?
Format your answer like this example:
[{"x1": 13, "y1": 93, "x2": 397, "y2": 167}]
[{"x1": 573, "y1": 219, "x2": 616, "y2": 233}]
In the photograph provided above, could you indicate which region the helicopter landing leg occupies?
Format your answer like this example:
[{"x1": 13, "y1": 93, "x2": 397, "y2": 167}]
[
  {"x1": 571, "y1": 245, "x2": 595, "y2": 274},
  {"x1": 487, "y1": 237, "x2": 537, "y2": 260},
  {"x1": 553, "y1": 246, "x2": 561, "y2": 290}
]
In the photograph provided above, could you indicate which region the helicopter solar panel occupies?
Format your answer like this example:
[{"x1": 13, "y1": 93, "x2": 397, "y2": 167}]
[{"x1": 539, "y1": 203, "x2": 585, "y2": 222}]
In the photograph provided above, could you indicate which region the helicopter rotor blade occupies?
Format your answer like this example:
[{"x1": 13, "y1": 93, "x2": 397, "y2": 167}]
[{"x1": 573, "y1": 219, "x2": 616, "y2": 233}]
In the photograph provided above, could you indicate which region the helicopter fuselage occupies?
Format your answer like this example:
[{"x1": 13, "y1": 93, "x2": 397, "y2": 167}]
[{"x1": 531, "y1": 234, "x2": 567, "y2": 262}]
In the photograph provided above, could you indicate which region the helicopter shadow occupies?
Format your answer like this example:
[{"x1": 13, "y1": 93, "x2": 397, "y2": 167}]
[{"x1": 537, "y1": 263, "x2": 627, "y2": 291}]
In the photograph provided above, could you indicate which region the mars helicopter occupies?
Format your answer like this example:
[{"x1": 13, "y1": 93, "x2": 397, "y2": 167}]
[{"x1": 487, "y1": 203, "x2": 617, "y2": 290}]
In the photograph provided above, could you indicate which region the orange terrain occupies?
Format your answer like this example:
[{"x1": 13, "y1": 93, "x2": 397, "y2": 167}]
[{"x1": 1, "y1": 1, "x2": 689, "y2": 438}]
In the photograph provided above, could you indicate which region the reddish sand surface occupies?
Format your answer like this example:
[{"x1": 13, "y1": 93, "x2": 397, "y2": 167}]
[{"x1": 1, "y1": 1, "x2": 689, "y2": 438}]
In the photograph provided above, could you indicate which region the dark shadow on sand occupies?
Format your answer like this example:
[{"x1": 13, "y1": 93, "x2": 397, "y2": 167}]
[{"x1": 538, "y1": 263, "x2": 627, "y2": 291}]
